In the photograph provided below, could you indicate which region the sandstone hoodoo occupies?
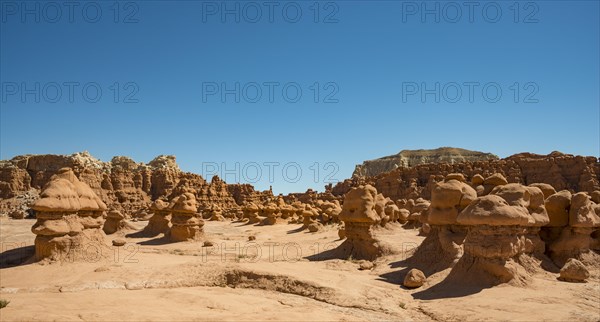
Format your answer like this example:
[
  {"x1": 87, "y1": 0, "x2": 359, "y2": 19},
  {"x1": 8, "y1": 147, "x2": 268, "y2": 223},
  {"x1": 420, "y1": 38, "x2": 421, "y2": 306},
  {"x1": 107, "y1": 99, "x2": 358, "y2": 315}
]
[
  {"x1": 453, "y1": 183, "x2": 550, "y2": 285},
  {"x1": 242, "y1": 202, "x2": 261, "y2": 224},
  {"x1": 302, "y1": 204, "x2": 321, "y2": 231},
  {"x1": 31, "y1": 168, "x2": 107, "y2": 261},
  {"x1": 336, "y1": 185, "x2": 390, "y2": 260},
  {"x1": 143, "y1": 199, "x2": 171, "y2": 236},
  {"x1": 262, "y1": 202, "x2": 280, "y2": 225},
  {"x1": 169, "y1": 192, "x2": 204, "y2": 242},
  {"x1": 547, "y1": 191, "x2": 600, "y2": 266},
  {"x1": 207, "y1": 204, "x2": 226, "y2": 222},
  {"x1": 408, "y1": 174, "x2": 477, "y2": 273},
  {"x1": 103, "y1": 209, "x2": 127, "y2": 234},
  {"x1": 317, "y1": 200, "x2": 342, "y2": 225}
]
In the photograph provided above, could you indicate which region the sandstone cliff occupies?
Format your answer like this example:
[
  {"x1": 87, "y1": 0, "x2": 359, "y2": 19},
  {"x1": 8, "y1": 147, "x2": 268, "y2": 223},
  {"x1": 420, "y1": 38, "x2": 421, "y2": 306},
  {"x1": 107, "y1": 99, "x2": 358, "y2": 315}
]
[
  {"x1": 352, "y1": 147, "x2": 499, "y2": 177},
  {"x1": 0, "y1": 152, "x2": 272, "y2": 215}
]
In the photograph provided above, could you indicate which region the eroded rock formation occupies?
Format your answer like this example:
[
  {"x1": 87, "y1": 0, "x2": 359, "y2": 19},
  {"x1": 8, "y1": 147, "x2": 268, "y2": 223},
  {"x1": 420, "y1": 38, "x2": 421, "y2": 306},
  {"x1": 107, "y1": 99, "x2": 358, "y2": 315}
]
[
  {"x1": 353, "y1": 147, "x2": 499, "y2": 177},
  {"x1": 336, "y1": 185, "x2": 390, "y2": 260},
  {"x1": 334, "y1": 152, "x2": 599, "y2": 202},
  {"x1": 31, "y1": 168, "x2": 107, "y2": 261},
  {"x1": 169, "y1": 192, "x2": 204, "y2": 242},
  {"x1": 452, "y1": 183, "x2": 550, "y2": 285},
  {"x1": 143, "y1": 200, "x2": 172, "y2": 236},
  {"x1": 0, "y1": 152, "x2": 272, "y2": 216}
]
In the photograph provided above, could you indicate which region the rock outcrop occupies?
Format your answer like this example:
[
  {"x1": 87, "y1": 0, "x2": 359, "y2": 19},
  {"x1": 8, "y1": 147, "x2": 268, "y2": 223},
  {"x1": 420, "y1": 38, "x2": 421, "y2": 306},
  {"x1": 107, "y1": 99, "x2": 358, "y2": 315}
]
[
  {"x1": 336, "y1": 185, "x2": 389, "y2": 260},
  {"x1": 353, "y1": 147, "x2": 499, "y2": 177},
  {"x1": 0, "y1": 152, "x2": 272, "y2": 217},
  {"x1": 169, "y1": 192, "x2": 204, "y2": 242},
  {"x1": 452, "y1": 183, "x2": 550, "y2": 285},
  {"x1": 143, "y1": 200, "x2": 171, "y2": 236},
  {"x1": 406, "y1": 174, "x2": 477, "y2": 274},
  {"x1": 103, "y1": 209, "x2": 128, "y2": 234},
  {"x1": 335, "y1": 152, "x2": 599, "y2": 202},
  {"x1": 547, "y1": 191, "x2": 600, "y2": 266},
  {"x1": 31, "y1": 168, "x2": 107, "y2": 261}
]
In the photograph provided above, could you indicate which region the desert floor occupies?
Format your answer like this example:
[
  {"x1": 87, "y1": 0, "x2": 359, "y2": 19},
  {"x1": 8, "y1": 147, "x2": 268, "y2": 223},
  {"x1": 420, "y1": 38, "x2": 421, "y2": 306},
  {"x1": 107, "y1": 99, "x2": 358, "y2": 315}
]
[{"x1": 1, "y1": 218, "x2": 599, "y2": 321}]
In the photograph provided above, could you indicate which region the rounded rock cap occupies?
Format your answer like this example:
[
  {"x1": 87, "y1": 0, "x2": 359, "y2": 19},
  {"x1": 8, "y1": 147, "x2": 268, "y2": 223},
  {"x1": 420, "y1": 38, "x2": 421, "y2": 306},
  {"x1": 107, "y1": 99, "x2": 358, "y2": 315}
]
[
  {"x1": 484, "y1": 173, "x2": 508, "y2": 186},
  {"x1": 151, "y1": 199, "x2": 170, "y2": 211},
  {"x1": 31, "y1": 178, "x2": 81, "y2": 212},
  {"x1": 457, "y1": 195, "x2": 530, "y2": 226},
  {"x1": 170, "y1": 192, "x2": 199, "y2": 213}
]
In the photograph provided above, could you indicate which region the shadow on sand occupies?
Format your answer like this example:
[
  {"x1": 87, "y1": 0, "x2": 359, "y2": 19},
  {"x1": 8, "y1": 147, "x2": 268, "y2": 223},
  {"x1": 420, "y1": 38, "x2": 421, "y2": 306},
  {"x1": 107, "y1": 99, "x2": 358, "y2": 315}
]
[
  {"x1": 0, "y1": 245, "x2": 35, "y2": 269},
  {"x1": 286, "y1": 225, "x2": 305, "y2": 234},
  {"x1": 137, "y1": 235, "x2": 170, "y2": 245}
]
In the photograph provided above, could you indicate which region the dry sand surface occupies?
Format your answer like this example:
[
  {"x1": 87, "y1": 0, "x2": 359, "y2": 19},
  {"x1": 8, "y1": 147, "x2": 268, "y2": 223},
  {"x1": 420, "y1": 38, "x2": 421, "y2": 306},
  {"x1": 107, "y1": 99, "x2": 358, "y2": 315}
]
[{"x1": 1, "y1": 217, "x2": 599, "y2": 321}]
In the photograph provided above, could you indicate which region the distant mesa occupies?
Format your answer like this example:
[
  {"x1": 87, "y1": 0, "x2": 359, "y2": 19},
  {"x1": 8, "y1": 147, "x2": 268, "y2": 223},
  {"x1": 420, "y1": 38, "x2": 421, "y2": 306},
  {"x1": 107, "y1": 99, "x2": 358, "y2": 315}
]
[{"x1": 352, "y1": 147, "x2": 499, "y2": 177}]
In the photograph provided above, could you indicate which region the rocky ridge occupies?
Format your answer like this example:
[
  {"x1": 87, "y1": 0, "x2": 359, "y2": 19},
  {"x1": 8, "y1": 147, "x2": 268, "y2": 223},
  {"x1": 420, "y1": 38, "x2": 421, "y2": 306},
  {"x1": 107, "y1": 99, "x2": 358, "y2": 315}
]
[
  {"x1": 352, "y1": 147, "x2": 499, "y2": 177},
  {"x1": 0, "y1": 152, "x2": 273, "y2": 215},
  {"x1": 335, "y1": 151, "x2": 599, "y2": 202}
]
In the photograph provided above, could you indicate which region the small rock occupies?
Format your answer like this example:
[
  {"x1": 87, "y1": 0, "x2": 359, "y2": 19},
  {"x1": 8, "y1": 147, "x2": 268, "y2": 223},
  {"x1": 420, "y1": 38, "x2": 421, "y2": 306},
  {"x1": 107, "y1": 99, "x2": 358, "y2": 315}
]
[
  {"x1": 125, "y1": 281, "x2": 144, "y2": 290},
  {"x1": 358, "y1": 260, "x2": 374, "y2": 270},
  {"x1": 338, "y1": 228, "x2": 346, "y2": 240},
  {"x1": 8, "y1": 210, "x2": 26, "y2": 219},
  {"x1": 112, "y1": 238, "x2": 126, "y2": 246},
  {"x1": 307, "y1": 222, "x2": 322, "y2": 232},
  {"x1": 403, "y1": 268, "x2": 426, "y2": 288},
  {"x1": 94, "y1": 266, "x2": 110, "y2": 272},
  {"x1": 248, "y1": 235, "x2": 256, "y2": 241},
  {"x1": 420, "y1": 223, "x2": 431, "y2": 235},
  {"x1": 0, "y1": 287, "x2": 19, "y2": 294},
  {"x1": 203, "y1": 241, "x2": 215, "y2": 247},
  {"x1": 559, "y1": 258, "x2": 589, "y2": 283}
]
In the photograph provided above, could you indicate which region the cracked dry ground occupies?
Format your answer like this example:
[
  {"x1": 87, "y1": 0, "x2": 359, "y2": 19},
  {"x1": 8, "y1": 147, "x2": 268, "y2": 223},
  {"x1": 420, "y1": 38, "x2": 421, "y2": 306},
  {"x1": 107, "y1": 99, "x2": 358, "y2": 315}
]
[{"x1": 1, "y1": 218, "x2": 599, "y2": 321}]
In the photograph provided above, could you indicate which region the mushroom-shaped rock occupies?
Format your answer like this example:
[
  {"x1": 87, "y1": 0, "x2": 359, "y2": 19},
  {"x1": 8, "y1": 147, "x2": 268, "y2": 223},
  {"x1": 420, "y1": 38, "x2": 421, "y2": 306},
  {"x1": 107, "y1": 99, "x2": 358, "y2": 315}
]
[
  {"x1": 103, "y1": 209, "x2": 127, "y2": 234},
  {"x1": 302, "y1": 205, "x2": 320, "y2": 230},
  {"x1": 144, "y1": 200, "x2": 172, "y2": 236},
  {"x1": 454, "y1": 190, "x2": 547, "y2": 284},
  {"x1": 169, "y1": 193, "x2": 204, "y2": 242},
  {"x1": 243, "y1": 202, "x2": 261, "y2": 224},
  {"x1": 336, "y1": 185, "x2": 388, "y2": 260},
  {"x1": 30, "y1": 168, "x2": 106, "y2": 261},
  {"x1": 209, "y1": 205, "x2": 225, "y2": 222},
  {"x1": 262, "y1": 203, "x2": 281, "y2": 225}
]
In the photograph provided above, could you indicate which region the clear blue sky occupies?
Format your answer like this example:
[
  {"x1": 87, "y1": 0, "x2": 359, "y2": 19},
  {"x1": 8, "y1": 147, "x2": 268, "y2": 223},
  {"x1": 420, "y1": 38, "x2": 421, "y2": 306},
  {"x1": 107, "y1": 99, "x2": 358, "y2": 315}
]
[{"x1": 1, "y1": 0, "x2": 599, "y2": 194}]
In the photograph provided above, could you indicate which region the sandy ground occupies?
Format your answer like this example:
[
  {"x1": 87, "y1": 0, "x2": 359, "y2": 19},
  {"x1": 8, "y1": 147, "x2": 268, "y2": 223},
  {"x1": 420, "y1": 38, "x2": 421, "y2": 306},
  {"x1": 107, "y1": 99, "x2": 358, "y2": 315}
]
[{"x1": 1, "y1": 217, "x2": 599, "y2": 321}]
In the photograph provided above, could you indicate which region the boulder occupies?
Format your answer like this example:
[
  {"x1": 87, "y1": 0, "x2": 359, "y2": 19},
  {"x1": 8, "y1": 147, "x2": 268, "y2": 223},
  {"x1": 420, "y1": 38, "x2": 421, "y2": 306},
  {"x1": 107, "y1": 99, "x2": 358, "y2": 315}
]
[
  {"x1": 403, "y1": 269, "x2": 426, "y2": 288},
  {"x1": 558, "y1": 258, "x2": 589, "y2": 283}
]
